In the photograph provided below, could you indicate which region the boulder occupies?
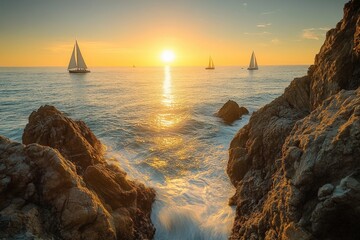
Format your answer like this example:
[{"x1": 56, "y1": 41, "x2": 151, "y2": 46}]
[
  {"x1": 217, "y1": 100, "x2": 249, "y2": 124},
  {"x1": 0, "y1": 105, "x2": 156, "y2": 240},
  {"x1": 227, "y1": 1, "x2": 360, "y2": 239},
  {"x1": 22, "y1": 105, "x2": 105, "y2": 174}
]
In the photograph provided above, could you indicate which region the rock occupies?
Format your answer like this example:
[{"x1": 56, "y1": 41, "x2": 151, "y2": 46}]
[
  {"x1": 309, "y1": 0, "x2": 360, "y2": 109},
  {"x1": 217, "y1": 100, "x2": 249, "y2": 124},
  {"x1": 22, "y1": 105, "x2": 105, "y2": 174},
  {"x1": 1, "y1": 106, "x2": 156, "y2": 239},
  {"x1": 317, "y1": 184, "x2": 334, "y2": 201},
  {"x1": 227, "y1": 76, "x2": 310, "y2": 185},
  {"x1": 227, "y1": 1, "x2": 360, "y2": 239}
]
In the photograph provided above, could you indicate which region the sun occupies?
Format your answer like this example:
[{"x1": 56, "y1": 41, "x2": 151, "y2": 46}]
[{"x1": 161, "y1": 50, "x2": 175, "y2": 63}]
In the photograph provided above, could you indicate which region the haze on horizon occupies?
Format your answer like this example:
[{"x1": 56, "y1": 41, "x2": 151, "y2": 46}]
[{"x1": 0, "y1": 0, "x2": 348, "y2": 67}]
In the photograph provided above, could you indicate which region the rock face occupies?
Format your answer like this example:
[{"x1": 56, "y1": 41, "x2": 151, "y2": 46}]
[
  {"x1": 227, "y1": 1, "x2": 360, "y2": 239},
  {"x1": 217, "y1": 100, "x2": 249, "y2": 124},
  {"x1": 0, "y1": 105, "x2": 155, "y2": 240},
  {"x1": 22, "y1": 105, "x2": 105, "y2": 174}
]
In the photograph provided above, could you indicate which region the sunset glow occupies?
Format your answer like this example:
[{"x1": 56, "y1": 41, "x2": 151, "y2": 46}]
[
  {"x1": 161, "y1": 50, "x2": 175, "y2": 63},
  {"x1": 0, "y1": 1, "x2": 348, "y2": 67}
]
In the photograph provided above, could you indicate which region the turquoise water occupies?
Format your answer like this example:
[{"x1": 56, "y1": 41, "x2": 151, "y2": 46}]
[{"x1": 0, "y1": 66, "x2": 308, "y2": 239}]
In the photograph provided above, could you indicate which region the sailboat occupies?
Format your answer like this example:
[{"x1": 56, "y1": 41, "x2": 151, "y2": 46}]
[
  {"x1": 68, "y1": 40, "x2": 90, "y2": 73},
  {"x1": 205, "y1": 56, "x2": 215, "y2": 70},
  {"x1": 247, "y1": 51, "x2": 258, "y2": 70}
]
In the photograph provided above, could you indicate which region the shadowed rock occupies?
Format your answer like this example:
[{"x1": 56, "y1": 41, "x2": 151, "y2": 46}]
[
  {"x1": 227, "y1": 1, "x2": 360, "y2": 239},
  {"x1": 217, "y1": 100, "x2": 249, "y2": 124},
  {"x1": 1, "y1": 105, "x2": 156, "y2": 240}
]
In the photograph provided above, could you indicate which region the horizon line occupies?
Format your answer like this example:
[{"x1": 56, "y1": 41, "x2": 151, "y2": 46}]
[{"x1": 0, "y1": 64, "x2": 312, "y2": 68}]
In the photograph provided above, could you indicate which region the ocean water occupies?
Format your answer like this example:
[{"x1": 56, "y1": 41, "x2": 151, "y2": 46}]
[{"x1": 0, "y1": 66, "x2": 308, "y2": 239}]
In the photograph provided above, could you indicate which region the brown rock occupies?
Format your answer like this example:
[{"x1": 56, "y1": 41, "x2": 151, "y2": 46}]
[
  {"x1": 84, "y1": 164, "x2": 138, "y2": 210},
  {"x1": 227, "y1": 1, "x2": 360, "y2": 239},
  {"x1": 217, "y1": 100, "x2": 249, "y2": 124},
  {"x1": 0, "y1": 137, "x2": 116, "y2": 240},
  {"x1": 309, "y1": 0, "x2": 360, "y2": 109},
  {"x1": 1, "y1": 105, "x2": 156, "y2": 239},
  {"x1": 22, "y1": 105, "x2": 105, "y2": 174}
]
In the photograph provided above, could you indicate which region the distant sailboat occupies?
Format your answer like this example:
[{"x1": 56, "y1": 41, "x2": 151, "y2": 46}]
[
  {"x1": 247, "y1": 51, "x2": 258, "y2": 70},
  {"x1": 205, "y1": 56, "x2": 215, "y2": 70},
  {"x1": 68, "y1": 41, "x2": 90, "y2": 73}
]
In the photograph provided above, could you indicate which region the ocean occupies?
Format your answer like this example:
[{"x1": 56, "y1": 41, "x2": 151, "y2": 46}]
[{"x1": 0, "y1": 66, "x2": 308, "y2": 239}]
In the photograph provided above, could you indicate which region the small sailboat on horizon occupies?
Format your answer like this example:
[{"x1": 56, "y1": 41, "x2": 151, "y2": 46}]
[
  {"x1": 247, "y1": 51, "x2": 258, "y2": 70},
  {"x1": 205, "y1": 56, "x2": 215, "y2": 70},
  {"x1": 68, "y1": 40, "x2": 90, "y2": 73}
]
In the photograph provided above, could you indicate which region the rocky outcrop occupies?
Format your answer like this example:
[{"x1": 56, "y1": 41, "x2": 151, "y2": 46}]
[
  {"x1": 227, "y1": 1, "x2": 360, "y2": 239},
  {"x1": 309, "y1": 0, "x2": 360, "y2": 109},
  {"x1": 0, "y1": 105, "x2": 155, "y2": 240},
  {"x1": 22, "y1": 105, "x2": 105, "y2": 174},
  {"x1": 217, "y1": 100, "x2": 249, "y2": 124}
]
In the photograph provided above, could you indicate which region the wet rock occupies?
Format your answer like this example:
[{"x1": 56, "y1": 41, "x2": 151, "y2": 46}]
[
  {"x1": 1, "y1": 106, "x2": 156, "y2": 239},
  {"x1": 227, "y1": 1, "x2": 360, "y2": 239},
  {"x1": 217, "y1": 100, "x2": 249, "y2": 124}
]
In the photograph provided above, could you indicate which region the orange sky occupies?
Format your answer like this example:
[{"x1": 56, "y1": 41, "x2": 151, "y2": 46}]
[{"x1": 0, "y1": 0, "x2": 347, "y2": 67}]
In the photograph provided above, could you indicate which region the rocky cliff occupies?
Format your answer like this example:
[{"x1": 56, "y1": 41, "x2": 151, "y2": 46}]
[
  {"x1": 0, "y1": 105, "x2": 155, "y2": 240},
  {"x1": 227, "y1": 1, "x2": 360, "y2": 239}
]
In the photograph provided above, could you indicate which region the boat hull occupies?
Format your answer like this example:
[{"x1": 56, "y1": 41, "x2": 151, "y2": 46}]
[
  {"x1": 205, "y1": 67, "x2": 215, "y2": 70},
  {"x1": 247, "y1": 67, "x2": 258, "y2": 70},
  {"x1": 68, "y1": 69, "x2": 90, "y2": 73}
]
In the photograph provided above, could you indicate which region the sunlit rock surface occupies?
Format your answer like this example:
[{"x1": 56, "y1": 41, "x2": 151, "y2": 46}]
[
  {"x1": 217, "y1": 100, "x2": 249, "y2": 124},
  {"x1": 227, "y1": 1, "x2": 360, "y2": 239},
  {"x1": 0, "y1": 105, "x2": 155, "y2": 240}
]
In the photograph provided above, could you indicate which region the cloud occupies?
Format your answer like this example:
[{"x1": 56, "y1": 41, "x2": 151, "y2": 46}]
[
  {"x1": 271, "y1": 38, "x2": 280, "y2": 44},
  {"x1": 257, "y1": 23, "x2": 272, "y2": 28},
  {"x1": 261, "y1": 11, "x2": 276, "y2": 15},
  {"x1": 302, "y1": 27, "x2": 330, "y2": 40},
  {"x1": 243, "y1": 3, "x2": 247, "y2": 6},
  {"x1": 244, "y1": 31, "x2": 271, "y2": 36}
]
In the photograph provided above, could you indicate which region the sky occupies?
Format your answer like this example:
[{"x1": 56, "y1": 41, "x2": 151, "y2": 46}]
[{"x1": 0, "y1": 0, "x2": 348, "y2": 67}]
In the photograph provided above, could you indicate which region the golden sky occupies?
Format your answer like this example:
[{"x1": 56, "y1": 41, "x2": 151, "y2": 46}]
[{"x1": 0, "y1": 0, "x2": 348, "y2": 67}]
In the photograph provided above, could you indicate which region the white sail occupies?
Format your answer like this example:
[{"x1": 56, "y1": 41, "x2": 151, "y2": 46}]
[
  {"x1": 206, "y1": 56, "x2": 215, "y2": 69},
  {"x1": 75, "y1": 41, "x2": 88, "y2": 69},
  {"x1": 67, "y1": 45, "x2": 77, "y2": 70},
  {"x1": 68, "y1": 41, "x2": 90, "y2": 73},
  {"x1": 248, "y1": 51, "x2": 258, "y2": 70}
]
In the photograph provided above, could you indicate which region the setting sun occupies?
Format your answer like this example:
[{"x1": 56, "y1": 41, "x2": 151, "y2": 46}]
[{"x1": 161, "y1": 50, "x2": 175, "y2": 63}]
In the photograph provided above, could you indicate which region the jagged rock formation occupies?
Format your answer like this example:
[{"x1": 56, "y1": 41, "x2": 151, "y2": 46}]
[
  {"x1": 227, "y1": 1, "x2": 360, "y2": 239},
  {"x1": 0, "y1": 105, "x2": 155, "y2": 240},
  {"x1": 217, "y1": 100, "x2": 249, "y2": 124}
]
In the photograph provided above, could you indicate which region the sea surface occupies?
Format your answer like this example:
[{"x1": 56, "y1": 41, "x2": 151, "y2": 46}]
[{"x1": 0, "y1": 66, "x2": 308, "y2": 239}]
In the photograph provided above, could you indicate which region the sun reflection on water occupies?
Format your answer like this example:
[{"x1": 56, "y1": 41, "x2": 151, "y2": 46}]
[
  {"x1": 162, "y1": 65, "x2": 173, "y2": 107},
  {"x1": 155, "y1": 66, "x2": 185, "y2": 130}
]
